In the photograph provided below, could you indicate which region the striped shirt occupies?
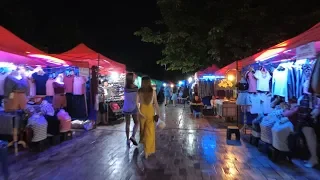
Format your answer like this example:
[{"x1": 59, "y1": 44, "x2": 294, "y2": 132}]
[{"x1": 28, "y1": 114, "x2": 48, "y2": 142}]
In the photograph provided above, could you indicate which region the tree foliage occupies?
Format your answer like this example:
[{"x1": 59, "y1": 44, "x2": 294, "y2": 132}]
[{"x1": 135, "y1": 0, "x2": 320, "y2": 73}]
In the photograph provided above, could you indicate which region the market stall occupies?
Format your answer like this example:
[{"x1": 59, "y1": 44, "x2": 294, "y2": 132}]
[
  {"x1": 51, "y1": 43, "x2": 127, "y2": 126},
  {"x1": 0, "y1": 26, "x2": 89, "y2": 155},
  {"x1": 225, "y1": 22, "x2": 320, "y2": 167}
]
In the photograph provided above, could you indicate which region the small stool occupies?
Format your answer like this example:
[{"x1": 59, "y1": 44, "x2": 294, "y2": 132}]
[
  {"x1": 227, "y1": 126, "x2": 240, "y2": 140},
  {"x1": 193, "y1": 111, "x2": 202, "y2": 118},
  {"x1": 60, "y1": 131, "x2": 73, "y2": 141},
  {"x1": 47, "y1": 134, "x2": 61, "y2": 146}
]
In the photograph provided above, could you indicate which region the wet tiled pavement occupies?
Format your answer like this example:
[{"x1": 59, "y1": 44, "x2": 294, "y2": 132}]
[{"x1": 2, "y1": 105, "x2": 320, "y2": 180}]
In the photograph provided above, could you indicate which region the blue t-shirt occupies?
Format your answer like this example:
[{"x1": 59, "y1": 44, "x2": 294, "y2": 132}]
[
  {"x1": 164, "y1": 87, "x2": 171, "y2": 97},
  {"x1": 32, "y1": 73, "x2": 49, "y2": 95}
]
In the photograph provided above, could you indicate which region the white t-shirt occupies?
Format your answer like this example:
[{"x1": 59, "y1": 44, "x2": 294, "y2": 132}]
[
  {"x1": 254, "y1": 70, "x2": 271, "y2": 92},
  {"x1": 46, "y1": 79, "x2": 55, "y2": 96},
  {"x1": 0, "y1": 73, "x2": 9, "y2": 95},
  {"x1": 272, "y1": 68, "x2": 289, "y2": 102},
  {"x1": 73, "y1": 76, "x2": 86, "y2": 95}
]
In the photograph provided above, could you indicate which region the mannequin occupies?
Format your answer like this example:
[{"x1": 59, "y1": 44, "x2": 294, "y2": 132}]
[
  {"x1": 3, "y1": 66, "x2": 29, "y2": 111},
  {"x1": 52, "y1": 74, "x2": 67, "y2": 109},
  {"x1": 32, "y1": 67, "x2": 49, "y2": 95}
]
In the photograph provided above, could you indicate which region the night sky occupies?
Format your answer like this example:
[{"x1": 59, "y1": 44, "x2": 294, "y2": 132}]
[{"x1": 1, "y1": 0, "x2": 187, "y2": 82}]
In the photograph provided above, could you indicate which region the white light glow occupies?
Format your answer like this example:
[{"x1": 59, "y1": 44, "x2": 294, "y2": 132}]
[
  {"x1": 163, "y1": 83, "x2": 167, "y2": 87},
  {"x1": 111, "y1": 72, "x2": 119, "y2": 81},
  {"x1": 170, "y1": 84, "x2": 174, "y2": 88},
  {"x1": 178, "y1": 81, "x2": 183, "y2": 85},
  {"x1": 0, "y1": 62, "x2": 17, "y2": 70},
  {"x1": 188, "y1": 77, "x2": 192, "y2": 83},
  {"x1": 227, "y1": 75, "x2": 235, "y2": 81}
]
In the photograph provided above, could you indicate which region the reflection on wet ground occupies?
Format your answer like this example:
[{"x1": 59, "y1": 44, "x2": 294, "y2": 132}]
[{"x1": 2, "y1": 105, "x2": 320, "y2": 180}]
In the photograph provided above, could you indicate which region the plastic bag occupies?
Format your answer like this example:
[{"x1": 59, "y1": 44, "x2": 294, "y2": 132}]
[{"x1": 156, "y1": 119, "x2": 166, "y2": 130}]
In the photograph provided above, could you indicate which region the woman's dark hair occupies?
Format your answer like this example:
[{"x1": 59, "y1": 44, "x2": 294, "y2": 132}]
[
  {"x1": 139, "y1": 76, "x2": 153, "y2": 104},
  {"x1": 173, "y1": 86, "x2": 178, "y2": 93},
  {"x1": 125, "y1": 72, "x2": 134, "y2": 88}
]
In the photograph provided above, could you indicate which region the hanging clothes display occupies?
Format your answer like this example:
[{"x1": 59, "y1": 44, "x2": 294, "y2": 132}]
[{"x1": 198, "y1": 80, "x2": 214, "y2": 98}]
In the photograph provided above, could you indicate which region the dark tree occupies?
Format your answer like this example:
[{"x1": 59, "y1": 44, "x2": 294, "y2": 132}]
[{"x1": 135, "y1": 0, "x2": 320, "y2": 73}]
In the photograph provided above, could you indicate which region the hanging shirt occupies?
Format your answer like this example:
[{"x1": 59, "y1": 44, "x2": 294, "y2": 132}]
[
  {"x1": 272, "y1": 68, "x2": 289, "y2": 102},
  {"x1": 63, "y1": 75, "x2": 74, "y2": 93},
  {"x1": 247, "y1": 71, "x2": 257, "y2": 93},
  {"x1": 73, "y1": 76, "x2": 86, "y2": 95},
  {"x1": 32, "y1": 73, "x2": 49, "y2": 95},
  {"x1": 0, "y1": 73, "x2": 9, "y2": 95},
  {"x1": 254, "y1": 70, "x2": 271, "y2": 92},
  {"x1": 46, "y1": 79, "x2": 55, "y2": 96}
]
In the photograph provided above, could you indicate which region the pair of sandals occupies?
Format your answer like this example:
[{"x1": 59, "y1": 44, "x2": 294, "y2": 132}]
[{"x1": 127, "y1": 137, "x2": 138, "y2": 146}]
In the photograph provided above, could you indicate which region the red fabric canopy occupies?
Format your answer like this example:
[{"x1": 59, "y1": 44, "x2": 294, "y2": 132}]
[
  {"x1": 51, "y1": 44, "x2": 126, "y2": 74},
  {"x1": 0, "y1": 26, "x2": 69, "y2": 66},
  {"x1": 196, "y1": 64, "x2": 220, "y2": 77},
  {"x1": 215, "y1": 22, "x2": 320, "y2": 75}
]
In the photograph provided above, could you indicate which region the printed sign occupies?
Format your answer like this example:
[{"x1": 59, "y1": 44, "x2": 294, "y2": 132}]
[
  {"x1": 79, "y1": 68, "x2": 90, "y2": 77},
  {"x1": 296, "y1": 42, "x2": 316, "y2": 59}
]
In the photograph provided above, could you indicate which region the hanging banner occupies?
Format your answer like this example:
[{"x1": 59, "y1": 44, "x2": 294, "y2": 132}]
[
  {"x1": 79, "y1": 67, "x2": 90, "y2": 77},
  {"x1": 296, "y1": 42, "x2": 316, "y2": 59}
]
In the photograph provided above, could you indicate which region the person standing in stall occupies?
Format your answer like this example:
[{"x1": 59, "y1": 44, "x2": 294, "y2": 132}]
[
  {"x1": 137, "y1": 76, "x2": 161, "y2": 159},
  {"x1": 123, "y1": 73, "x2": 139, "y2": 146}
]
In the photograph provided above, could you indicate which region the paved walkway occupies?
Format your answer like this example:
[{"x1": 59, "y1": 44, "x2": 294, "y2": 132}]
[{"x1": 2, "y1": 105, "x2": 320, "y2": 180}]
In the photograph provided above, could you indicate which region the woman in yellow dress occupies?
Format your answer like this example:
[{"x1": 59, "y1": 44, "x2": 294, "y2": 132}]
[{"x1": 137, "y1": 76, "x2": 161, "y2": 159}]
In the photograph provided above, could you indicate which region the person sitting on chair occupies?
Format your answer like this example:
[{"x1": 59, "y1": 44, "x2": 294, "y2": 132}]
[{"x1": 190, "y1": 94, "x2": 203, "y2": 113}]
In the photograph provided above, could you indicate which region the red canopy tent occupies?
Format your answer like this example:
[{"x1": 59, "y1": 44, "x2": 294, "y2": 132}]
[
  {"x1": 51, "y1": 43, "x2": 126, "y2": 74},
  {"x1": 0, "y1": 26, "x2": 69, "y2": 66},
  {"x1": 196, "y1": 64, "x2": 220, "y2": 77},
  {"x1": 215, "y1": 22, "x2": 320, "y2": 75}
]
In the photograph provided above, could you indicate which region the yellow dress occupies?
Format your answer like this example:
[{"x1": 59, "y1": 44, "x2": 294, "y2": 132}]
[{"x1": 139, "y1": 103, "x2": 155, "y2": 157}]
